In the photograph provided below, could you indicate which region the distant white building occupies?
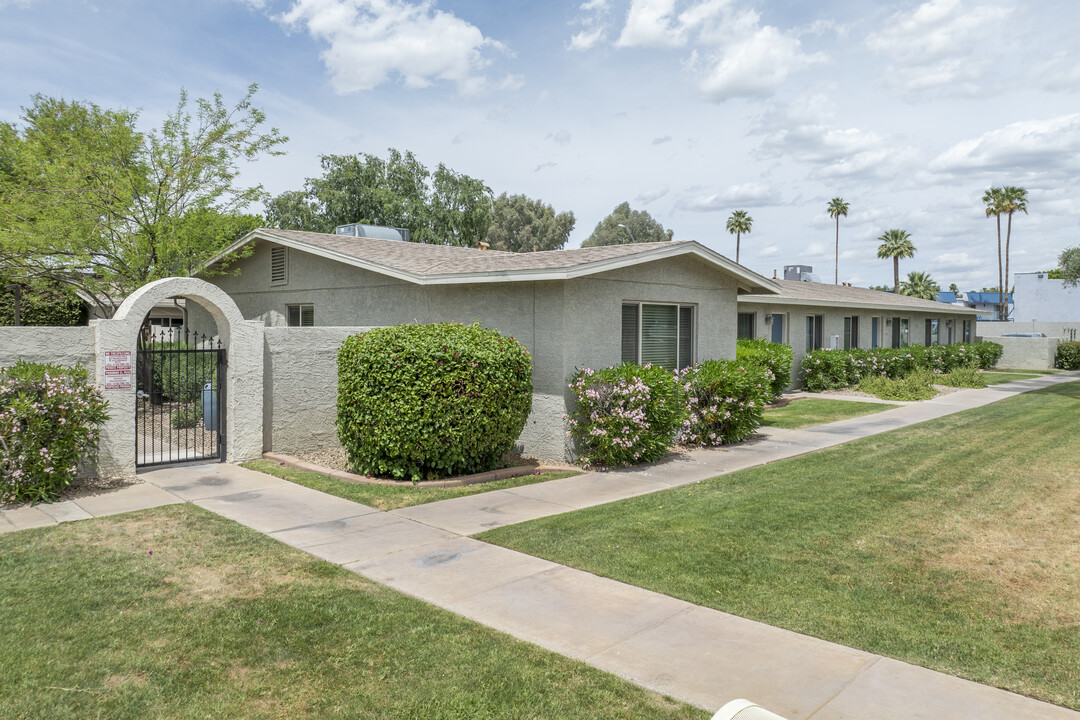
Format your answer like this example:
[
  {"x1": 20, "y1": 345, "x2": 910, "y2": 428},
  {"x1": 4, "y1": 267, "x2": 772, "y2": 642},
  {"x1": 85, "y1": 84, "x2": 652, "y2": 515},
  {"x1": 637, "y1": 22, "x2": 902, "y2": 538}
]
[{"x1": 1011, "y1": 272, "x2": 1080, "y2": 323}]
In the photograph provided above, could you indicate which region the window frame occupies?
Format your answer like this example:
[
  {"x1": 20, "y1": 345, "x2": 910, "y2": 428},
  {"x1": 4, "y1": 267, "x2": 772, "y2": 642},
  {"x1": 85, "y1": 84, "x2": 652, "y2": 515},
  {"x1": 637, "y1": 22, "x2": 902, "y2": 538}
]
[
  {"x1": 737, "y1": 312, "x2": 756, "y2": 340},
  {"x1": 806, "y1": 314, "x2": 824, "y2": 351},
  {"x1": 843, "y1": 316, "x2": 859, "y2": 350},
  {"x1": 621, "y1": 302, "x2": 696, "y2": 370},
  {"x1": 286, "y1": 303, "x2": 314, "y2": 327}
]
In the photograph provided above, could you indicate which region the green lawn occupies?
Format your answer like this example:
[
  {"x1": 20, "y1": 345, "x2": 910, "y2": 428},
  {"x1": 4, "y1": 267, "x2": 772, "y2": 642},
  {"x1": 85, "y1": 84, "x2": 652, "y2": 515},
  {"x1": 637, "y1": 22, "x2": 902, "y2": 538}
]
[
  {"x1": 0, "y1": 505, "x2": 702, "y2": 720},
  {"x1": 761, "y1": 398, "x2": 898, "y2": 429},
  {"x1": 979, "y1": 371, "x2": 1041, "y2": 384},
  {"x1": 242, "y1": 459, "x2": 579, "y2": 511},
  {"x1": 480, "y1": 382, "x2": 1080, "y2": 711}
]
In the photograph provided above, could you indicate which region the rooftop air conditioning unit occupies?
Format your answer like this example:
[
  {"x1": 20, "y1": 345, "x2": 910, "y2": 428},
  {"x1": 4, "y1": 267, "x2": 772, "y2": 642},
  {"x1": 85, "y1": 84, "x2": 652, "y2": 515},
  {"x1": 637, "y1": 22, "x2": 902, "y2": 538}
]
[{"x1": 712, "y1": 699, "x2": 790, "y2": 720}]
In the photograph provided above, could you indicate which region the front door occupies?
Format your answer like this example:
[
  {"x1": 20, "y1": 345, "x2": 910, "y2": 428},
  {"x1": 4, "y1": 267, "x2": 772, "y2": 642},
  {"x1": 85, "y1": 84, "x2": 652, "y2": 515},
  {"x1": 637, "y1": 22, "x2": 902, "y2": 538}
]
[{"x1": 771, "y1": 313, "x2": 784, "y2": 344}]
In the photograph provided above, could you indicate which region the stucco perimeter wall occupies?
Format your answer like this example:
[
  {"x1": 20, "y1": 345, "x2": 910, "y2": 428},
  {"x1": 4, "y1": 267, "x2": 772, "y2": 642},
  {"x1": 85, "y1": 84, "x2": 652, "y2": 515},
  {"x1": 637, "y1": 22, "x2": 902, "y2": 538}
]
[
  {"x1": 0, "y1": 326, "x2": 96, "y2": 370},
  {"x1": 977, "y1": 321, "x2": 1080, "y2": 342},
  {"x1": 738, "y1": 302, "x2": 974, "y2": 387},
  {"x1": 985, "y1": 336, "x2": 1059, "y2": 370}
]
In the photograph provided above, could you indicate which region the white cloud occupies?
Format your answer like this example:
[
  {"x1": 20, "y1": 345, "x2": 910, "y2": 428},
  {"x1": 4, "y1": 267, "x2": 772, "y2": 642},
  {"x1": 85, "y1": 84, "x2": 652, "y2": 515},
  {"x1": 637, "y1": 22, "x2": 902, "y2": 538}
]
[
  {"x1": 497, "y1": 73, "x2": 524, "y2": 91},
  {"x1": 275, "y1": 0, "x2": 505, "y2": 93},
  {"x1": 697, "y1": 24, "x2": 825, "y2": 101},
  {"x1": 616, "y1": 0, "x2": 689, "y2": 48},
  {"x1": 928, "y1": 114, "x2": 1080, "y2": 176},
  {"x1": 652, "y1": 135, "x2": 672, "y2": 145},
  {"x1": 865, "y1": 0, "x2": 1011, "y2": 96},
  {"x1": 546, "y1": 129, "x2": 572, "y2": 145},
  {"x1": 758, "y1": 245, "x2": 782, "y2": 258},
  {"x1": 933, "y1": 251, "x2": 984, "y2": 272},
  {"x1": 677, "y1": 182, "x2": 782, "y2": 211},
  {"x1": 753, "y1": 96, "x2": 913, "y2": 179},
  {"x1": 568, "y1": 0, "x2": 611, "y2": 52},
  {"x1": 636, "y1": 185, "x2": 670, "y2": 204}
]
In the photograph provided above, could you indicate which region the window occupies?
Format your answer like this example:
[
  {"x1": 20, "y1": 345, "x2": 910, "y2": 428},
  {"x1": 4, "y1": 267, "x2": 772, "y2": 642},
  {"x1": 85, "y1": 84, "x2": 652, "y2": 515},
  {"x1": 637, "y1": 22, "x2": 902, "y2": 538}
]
[
  {"x1": 271, "y1": 246, "x2": 288, "y2": 285},
  {"x1": 926, "y1": 319, "x2": 939, "y2": 345},
  {"x1": 737, "y1": 313, "x2": 756, "y2": 339},
  {"x1": 286, "y1": 304, "x2": 314, "y2": 327},
  {"x1": 843, "y1": 316, "x2": 859, "y2": 350},
  {"x1": 621, "y1": 303, "x2": 694, "y2": 370},
  {"x1": 806, "y1": 315, "x2": 824, "y2": 351},
  {"x1": 894, "y1": 318, "x2": 909, "y2": 348},
  {"x1": 963, "y1": 319, "x2": 972, "y2": 343},
  {"x1": 946, "y1": 319, "x2": 954, "y2": 344}
]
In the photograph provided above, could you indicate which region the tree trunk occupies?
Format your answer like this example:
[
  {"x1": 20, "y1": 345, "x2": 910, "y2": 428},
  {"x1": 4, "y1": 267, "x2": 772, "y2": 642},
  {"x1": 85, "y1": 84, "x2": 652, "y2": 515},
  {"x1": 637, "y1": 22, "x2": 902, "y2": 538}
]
[
  {"x1": 996, "y1": 215, "x2": 1003, "y2": 321},
  {"x1": 893, "y1": 257, "x2": 899, "y2": 294},
  {"x1": 835, "y1": 217, "x2": 840, "y2": 284},
  {"x1": 1004, "y1": 212, "x2": 1013, "y2": 321},
  {"x1": 736, "y1": 233, "x2": 740, "y2": 264}
]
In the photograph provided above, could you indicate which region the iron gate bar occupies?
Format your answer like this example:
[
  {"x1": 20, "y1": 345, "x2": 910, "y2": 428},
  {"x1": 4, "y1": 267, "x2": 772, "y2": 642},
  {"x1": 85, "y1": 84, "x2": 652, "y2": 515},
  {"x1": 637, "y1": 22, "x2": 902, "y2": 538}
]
[{"x1": 135, "y1": 326, "x2": 226, "y2": 468}]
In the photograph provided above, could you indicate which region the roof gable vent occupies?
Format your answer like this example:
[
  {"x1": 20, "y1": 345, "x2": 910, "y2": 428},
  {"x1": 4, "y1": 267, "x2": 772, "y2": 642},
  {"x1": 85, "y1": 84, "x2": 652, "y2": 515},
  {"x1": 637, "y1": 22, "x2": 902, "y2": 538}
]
[{"x1": 271, "y1": 246, "x2": 288, "y2": 285}]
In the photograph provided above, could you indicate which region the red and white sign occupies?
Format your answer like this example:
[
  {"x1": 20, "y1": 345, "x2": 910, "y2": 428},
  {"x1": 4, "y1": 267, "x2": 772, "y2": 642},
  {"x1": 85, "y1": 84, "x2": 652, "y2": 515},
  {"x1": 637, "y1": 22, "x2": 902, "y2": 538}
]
[{"x1": 104, "y1": 350, "x2": 132, "y2": 390}]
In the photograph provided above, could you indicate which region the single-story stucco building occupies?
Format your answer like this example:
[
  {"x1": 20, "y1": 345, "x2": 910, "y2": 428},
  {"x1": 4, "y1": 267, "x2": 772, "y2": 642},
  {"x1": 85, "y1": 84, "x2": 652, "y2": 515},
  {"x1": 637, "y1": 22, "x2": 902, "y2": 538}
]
[
  {"x1": 195, "y1": 227, "x2": 781, "y2": 461},
  {"x1": 738, "y1": 277, "x2": 980, "y2": 383}
]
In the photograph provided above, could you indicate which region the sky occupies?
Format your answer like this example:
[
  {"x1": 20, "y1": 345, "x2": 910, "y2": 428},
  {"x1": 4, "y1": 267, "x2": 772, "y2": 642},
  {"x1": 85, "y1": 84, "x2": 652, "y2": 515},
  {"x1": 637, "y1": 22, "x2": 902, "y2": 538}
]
[{"x1": 2, "y1": 0, "x2": 1079, "y2": 290}]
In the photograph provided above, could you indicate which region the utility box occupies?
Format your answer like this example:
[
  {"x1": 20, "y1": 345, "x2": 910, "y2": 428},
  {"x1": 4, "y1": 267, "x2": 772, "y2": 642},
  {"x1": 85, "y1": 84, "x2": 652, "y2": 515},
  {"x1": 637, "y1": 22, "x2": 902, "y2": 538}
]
[{"x1": 202, "y1": 382, "x2": 218, "y2": 432}]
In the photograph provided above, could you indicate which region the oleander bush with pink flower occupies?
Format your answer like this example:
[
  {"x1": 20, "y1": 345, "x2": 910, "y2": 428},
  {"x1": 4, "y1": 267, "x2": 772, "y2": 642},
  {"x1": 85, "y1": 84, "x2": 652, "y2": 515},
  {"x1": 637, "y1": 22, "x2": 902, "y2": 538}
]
[
  {"x1": 566, "y1": 358, "x2": 774, "y2": 468},
  {"x1": 0, "y1": 362, "x2": 109, "y2": 504},
  {"x1": 679, "y1": 360, "x2": 772, "y2": 447},
  {"x1": 565, "y1": 363, "x2": 685, "y2": 468}
]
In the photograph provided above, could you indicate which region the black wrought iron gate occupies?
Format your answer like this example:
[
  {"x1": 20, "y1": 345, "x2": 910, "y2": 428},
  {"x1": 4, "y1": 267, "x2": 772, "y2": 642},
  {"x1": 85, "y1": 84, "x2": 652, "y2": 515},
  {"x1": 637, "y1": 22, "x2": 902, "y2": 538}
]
[{"x1": 135, "y1": 327, "x2": 226, "y2": 468}]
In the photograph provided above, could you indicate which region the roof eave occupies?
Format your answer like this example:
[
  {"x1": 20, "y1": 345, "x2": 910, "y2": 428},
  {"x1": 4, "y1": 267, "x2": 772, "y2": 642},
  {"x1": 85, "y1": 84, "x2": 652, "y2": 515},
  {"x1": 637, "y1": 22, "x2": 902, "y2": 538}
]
[{"x1": 738, "y1": 294, "x2": 980, "y2": 315}]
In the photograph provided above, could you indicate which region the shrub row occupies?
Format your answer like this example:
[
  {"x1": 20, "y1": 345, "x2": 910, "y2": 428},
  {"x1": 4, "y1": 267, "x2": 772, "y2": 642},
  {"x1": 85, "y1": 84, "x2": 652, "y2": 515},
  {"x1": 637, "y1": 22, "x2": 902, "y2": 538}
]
[
  {"x1": 1056, "y1": 341, "x2": 1080, "y2": 370},
  {"x1": 0, "y1": 362, "x2": 109, "y2": 504},
  {"x1": 801, "y1": 342, "x2": 1003, "y2": 392},
  {"x1": 736, "y1": 338, "x2": 793, "y2": 400},
  {"x1": 856, "y1": 366, "x2": 986, "y2": 401},
  {"x1": 336, "y1": 323, "x2": 532, "y2": 482},
  {"x1": 566, "y1": 354, "x2": 777, "y2": 468}
]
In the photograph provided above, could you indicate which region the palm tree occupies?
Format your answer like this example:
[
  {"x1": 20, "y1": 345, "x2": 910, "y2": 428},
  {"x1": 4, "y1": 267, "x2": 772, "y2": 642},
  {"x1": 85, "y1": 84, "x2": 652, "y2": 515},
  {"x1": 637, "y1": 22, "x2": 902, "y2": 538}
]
[
  {"x1": 983, "y1": 187, "x2": 1005, "y2": 321},
  {"x1": 876, "y1": 229, "x2": 916, "y2": 293},
  {"x1": 899, "y1": 271, "x2": 940, "y2": 300},
  {"x1": 827, "y1": 197, "x2": 849, "y2": 284},
  {"x1": 726, "y1": 210, "x2": 752, "y2": 264},
  {"x1": 1001, "y1": 186, "x2": 1027, "y2": 321}
]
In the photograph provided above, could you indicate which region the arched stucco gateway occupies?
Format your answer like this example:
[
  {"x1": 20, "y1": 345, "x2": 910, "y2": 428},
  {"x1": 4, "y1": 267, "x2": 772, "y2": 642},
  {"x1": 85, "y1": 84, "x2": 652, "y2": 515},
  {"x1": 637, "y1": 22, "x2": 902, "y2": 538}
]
[{"x1": 93, "y1": 277, "x2": 264, "y2": 478}]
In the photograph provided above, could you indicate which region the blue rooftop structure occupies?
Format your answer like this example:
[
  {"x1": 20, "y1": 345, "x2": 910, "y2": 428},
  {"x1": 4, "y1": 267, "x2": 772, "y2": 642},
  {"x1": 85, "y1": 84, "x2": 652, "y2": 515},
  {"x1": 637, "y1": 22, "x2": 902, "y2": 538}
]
[
  {"x1": 966, "y1": 292, "x2": 1013, "y2": 304},
  {"x1": 936, "y1": 291, "x2": 958, "y2": 303}
]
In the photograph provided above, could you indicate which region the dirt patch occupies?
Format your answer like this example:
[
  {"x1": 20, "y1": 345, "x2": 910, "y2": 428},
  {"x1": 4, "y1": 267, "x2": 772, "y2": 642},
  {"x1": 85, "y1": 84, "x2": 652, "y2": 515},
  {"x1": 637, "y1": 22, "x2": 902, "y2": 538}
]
[
  {"x1": 927, "y1": 471, "x2": 1080, "y2": 624},
  {"x1": 1, "y1": 475, "x2": 141, "y2": 511}
]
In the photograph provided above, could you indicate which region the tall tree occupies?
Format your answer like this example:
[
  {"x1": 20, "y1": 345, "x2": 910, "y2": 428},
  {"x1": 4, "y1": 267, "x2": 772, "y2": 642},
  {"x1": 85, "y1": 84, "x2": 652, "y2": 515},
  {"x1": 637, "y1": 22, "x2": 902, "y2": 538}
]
[
  {"x1": 725, "y1": 210, "x2": 753, "y2": 264},
  {"x1": 827, "y1": 197, "x2": 849, "y2": 284},
  {"x1": 983, "y1": 187, "x2": 1006, "y2": 321},
  {"x1": 948, "y1": 282, "x2": 959, "y2": 293},
  {"x1": 581, "y1": 201, "x2": 673, "y2": 247},
  {"x1": 899, "y1": 270, "x2": 940, "y2": 300},
  {"x1": 485, "y1": 193, "x2": 575, "y2": 252},
  {"x1": 1059, "y1": 246, "x2": 1080, "y2": 287},
  {"x1": 265, "y1": 149, "x2": 494, "y2": 247},
  {"x1": 0, "y1": 85, "x2": 286, "y2": 316},
  {"x1": 1000, "y1": 185, "x2": 1027, "y2": 321},
  {"x1": 876, "y1": 229, "x2": 916, "y2": 293}
]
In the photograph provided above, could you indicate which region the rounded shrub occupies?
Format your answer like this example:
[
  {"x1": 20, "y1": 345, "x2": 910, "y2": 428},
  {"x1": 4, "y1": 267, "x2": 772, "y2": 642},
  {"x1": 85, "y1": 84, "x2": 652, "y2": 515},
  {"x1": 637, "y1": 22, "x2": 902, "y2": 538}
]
[
  {"x1": 336, "y1": 323, "x2": 532, "y2": 482},
  {"x1": 736, "y1": 338, "x2": 793, "y2": 400},
  {"x1": 0, "y1": 362, "x2": 109, "y2": 504},
  {"x1": 1056, "y1": 341, "x2": 1080, "y2": 370},
  {"x1": 679, "y1": 360, "x2": 771, "y2": 446},
  {"x1": 566, "y1": 363, "x2": 685, "y2": 468}
]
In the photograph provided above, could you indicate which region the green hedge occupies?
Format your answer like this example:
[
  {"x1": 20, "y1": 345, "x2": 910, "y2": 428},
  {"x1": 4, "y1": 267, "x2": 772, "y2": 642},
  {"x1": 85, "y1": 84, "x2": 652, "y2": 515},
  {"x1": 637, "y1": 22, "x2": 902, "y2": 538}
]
[
  {"x1": 0, "y1": 280, "x2": 84, "y2": 327},
  {"x1": 566, "y1": 363, "x2": 685, "y2": 468},
  {"x1": 801, "y1": 342, "x2": 1003, "y2": 391},
  {"x1": 0, "y1": 362, "x2": 109, "y2": 503},
  {"x1": 680, "y1": 360, "x2": 771, "y2": 446},
  {"x1": 736, "y1": 338, "x2": 793, "y2": 400},
  {"x1": 1056, "y1": 341, "x2": 1080, "y2": 370},
  {"x1": 336, "y1": 323, "x2": 532, "y2": 482}
]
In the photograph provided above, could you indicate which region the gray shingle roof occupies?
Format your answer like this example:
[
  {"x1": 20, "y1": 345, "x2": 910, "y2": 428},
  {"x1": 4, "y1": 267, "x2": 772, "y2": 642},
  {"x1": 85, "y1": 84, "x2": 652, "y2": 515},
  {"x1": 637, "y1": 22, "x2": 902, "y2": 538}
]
[
  {"x1": 216, "y1": 228, "x2": 780, "y2": 292},
  {"x1": 740, "y1": 279, "x2": 977, "y2": 314}
]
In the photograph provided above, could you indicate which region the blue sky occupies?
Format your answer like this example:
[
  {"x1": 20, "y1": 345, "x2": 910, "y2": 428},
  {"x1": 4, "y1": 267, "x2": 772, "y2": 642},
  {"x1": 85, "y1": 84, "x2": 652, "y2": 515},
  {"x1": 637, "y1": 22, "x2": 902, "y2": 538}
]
[{"x1": 3, "y1": 0, "x2": 1079, "y2": 290}]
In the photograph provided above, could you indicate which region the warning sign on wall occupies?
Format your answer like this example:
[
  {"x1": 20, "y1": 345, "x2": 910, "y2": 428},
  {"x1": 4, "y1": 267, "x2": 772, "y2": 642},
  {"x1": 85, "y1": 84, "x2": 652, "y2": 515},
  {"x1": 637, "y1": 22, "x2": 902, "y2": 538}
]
[{"x1": 104, "y1": 351, "x2": 133, "y2": 390}]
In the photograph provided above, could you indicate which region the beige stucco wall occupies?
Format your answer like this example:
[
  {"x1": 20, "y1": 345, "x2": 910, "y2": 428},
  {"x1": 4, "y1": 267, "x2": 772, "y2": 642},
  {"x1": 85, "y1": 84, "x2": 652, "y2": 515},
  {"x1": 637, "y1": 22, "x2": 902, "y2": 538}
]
[
  {"x1": 0, "y1": 327, "x2": 96, "y2": 370},
  {"x1": 977, "y1": 321, "x2": 1080, "y2": 342},
  {"x1": 204, "y1": 241, "x2": 745, "y2": 461},
  {"x1": 985, "y1": 336, "x2": 1060, "y2": 370},
  {"x1": 738, "y1": 302, "x2": 976, "y2": 387}
]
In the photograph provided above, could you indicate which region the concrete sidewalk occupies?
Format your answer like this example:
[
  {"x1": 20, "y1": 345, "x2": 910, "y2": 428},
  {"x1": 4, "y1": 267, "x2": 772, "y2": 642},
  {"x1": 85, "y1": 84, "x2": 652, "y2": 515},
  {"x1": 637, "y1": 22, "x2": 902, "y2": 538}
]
[{"x1": 3, "y1": 372, "x2": 1078, "y2": 719}]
